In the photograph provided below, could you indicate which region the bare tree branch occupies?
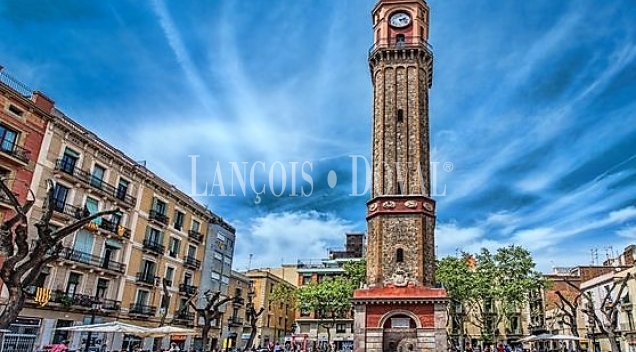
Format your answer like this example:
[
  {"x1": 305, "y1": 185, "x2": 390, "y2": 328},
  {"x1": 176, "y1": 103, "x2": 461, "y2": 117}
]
[{"x1": 51, "y1": 209, "x2": 120, "y2": 241}]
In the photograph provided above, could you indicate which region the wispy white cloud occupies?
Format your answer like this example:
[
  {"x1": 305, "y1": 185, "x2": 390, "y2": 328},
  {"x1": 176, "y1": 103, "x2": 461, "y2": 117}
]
[{"x1": 232, "y1": 211, "x2": 354, "y2": 270}]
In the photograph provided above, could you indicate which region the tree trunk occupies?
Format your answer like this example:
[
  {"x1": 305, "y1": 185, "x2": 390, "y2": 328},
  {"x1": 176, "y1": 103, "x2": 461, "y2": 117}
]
[
  {"x1": 202, "y1": 319, "x2": 211, "y2": 352},
  {"x1": 607, "y1": 331, "x2": 620, "y2": 352},
  {"x1": 246, "y1": 319, "x2": 258, "y2": 350},
  {"x1": 0, "y1": 283, "x2": 26, "y2": 328}
]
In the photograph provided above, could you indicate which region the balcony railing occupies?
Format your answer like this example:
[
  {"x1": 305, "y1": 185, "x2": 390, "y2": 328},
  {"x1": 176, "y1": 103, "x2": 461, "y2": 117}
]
[
  {"x1": 99, "y1": 218, "x2": 131, "y2": 239},
  {"x1": 173, "y1": 310, "x2": 195, "y2": 326},
  {"x1": 24, "y1": 287, "x2": 121, "y2": 311},
  {"x1": 52, "y1": 201, "x2": 83, "y2": 219},
  {"x1": 228, "y1": 316, "x2": 243, "y2": 326},
  {"x1": 129, "y1": 303, "x2": 157, "y2": 316},
  {"x1": 59, "y1": 247, "x2": 125, "y2": 273},
  {"x1": 233, "y1": 297, "x2": 245, "y2": 306},
  {"x1": 149, "y1": 210, "x2": 169, "y2": 226},
  {"x1": 184, "y1": 255, "x2": 201, "y2": 270},
  {"x1": 368, "y1": 36, "x2": 433, "y2": 57},
  {"x1": 188, "y1": 229, "x2": 204, "y2": 243},
  {"x1": 54, "y1": 159, "x2": 137, "y2": 207},
  {"x1": 135, "y1": 272, "x2": 157, "y2": 286},
  {"x1": 179, "y1": 284, "x2": 198, "y2": 296},
  {"x1": 0, "y1": 70, "x2": 33, "y2": 97},
  {"x1": 0, "y1": 142, "x2": 30, "y2": 163},
  {"x1": 142, "y1": 239, "x2": 165, "y2": 255}
]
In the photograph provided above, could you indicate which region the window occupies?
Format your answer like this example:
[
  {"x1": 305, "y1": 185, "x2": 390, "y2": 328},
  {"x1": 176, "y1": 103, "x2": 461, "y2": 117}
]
[
  {"x1": 145, "y1": 226, "x2": 163, "y2": 243},
  {"x1": 191, "y1": 220, "x2": 200, "y2": 232},
  {"x1": 8, "y1": 104, "x2": 24, "y2": 116},
  {"x1": 0, "y1": 124, "x2": 18, "y2": 153},
  {"x1": 300, "y1": 307, "x2": 310, "y2": 317},
  {"x1": 396, "y1": 34, "x2": 406, "y2": 45},
  {"x1": 173, "y1": 211, "x2": 185, "y2": 231},
  {"x1": 336, "y1": 323, "x2": 346, "y2": 333},
  {"x1": 221, "y1": 276, "x2": 230, "y2": 285},
  {"x1": 66, "y1": 273, "x2": 82, "y2": 295},
  {"x1": 211, "y1": 272, "x2": 220, "y2": 280},
  {"x1": 184, "y1": 272, "x2": 192, "y2": 285},
  {"x1": 152, "y1": 198, "x2": 167, "y2": 214},
  {"x1": 168, "y1": 237, "x2": 181, "y2": 258},
  {"x1": 34, "y1": 270, "x2": 49, "y2": 287},
  {"x1": 235, "y1": 287, "x2": 243, "y2": 298},
  {"x1": 213, "y1": 252, "x2": 223, "y2": 261},
  {"x1": 217, "y1": 233, "x2": 226, "y2": 242},
  {"x1": 160, "y1": 294, "x2": 170, "y2": 310},
  {"x1": 302, "y1": 276, "x2": 311, "y2": 285},
  {"x1": 223, "y1": 256, "x2": 232, "y2": 265},
  {"x1": 116, "y1": 179, "x2": 129, "y2": 200},
  {"x1": 141, "y1": 260, "x2": 156, "y2": 278},
  {"x1": 59, "y1": 147, "x2": 79, "y2": 174},
  {"x1": 135, "y1": 290, "x2": 149, "y2": 305},
  {"x1": 90, "y1": 164, "x2": 106, "y2": 189},
  {"x1": 53, "y1": 183, "x2": 69, "y2": 211},
  {"x1": 165, "y1": 267, "x2": 174, "y2": 287},
  {"x1": 187, "y1": 245, "x2": 196, "y2": 258},
  {"x1": 396, "y1": 248, "x2": 404, "y2": 263},
  {"x1": 391, "y1": 317, "x2": 410, "y2": 328},
  {"x1": 111, "y1": 212, "x2": 122, "y2": 227},
  {"x1": 84, "y1": 197, "x2": 101, "y2": 225},
  {"x1": 96, "y1": 278, "x2": 109, "y2": 299},
  {"x1": 397, "y1": 109, "x2": 404, "y2": 123}
]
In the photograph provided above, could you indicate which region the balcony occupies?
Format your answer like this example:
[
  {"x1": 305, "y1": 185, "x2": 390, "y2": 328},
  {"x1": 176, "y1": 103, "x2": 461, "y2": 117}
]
[
  {"x1": 173, "y1": 310, "x2": 195, "y2": 327},
  {"x1": 368, "y1": 36, "x2": 433, "y2": 58},
  {"x1": 188, "y1": 229, "x2": 204, "y2": 243},
  {"x1": 99, "y1": 218, "x2": 131, "y2": 239},
  {"x1": 129, "y1": 303, "x2": 157, "y2": 316},
  {"x1": 142, "y1": 239, "x2": 165, "y2": 255},
  {"x1": 59, "y1": 247, "x2": 126, "y2": 273},
  {"x1": 54, "y1": 159, "x2": 137, "y2": 208},
  {"x1": 52, "y1": 201, "x2": 83, "y2": 219},
  {"x1": 179, "y1": 284, "x2": 198, "y2": 296},
  {"x1": 135, "y1": 272, "x2": 157, "y2": 286},
  {"x1": 0, "y1": 142, "x2": 30, "y2": 164},
  {"x1": 228, "y1": 316, "x2": 243, "y2": 327},
  {"x1": 233, "y1": 297, "x2": 245, "y2": 306},
  {"x1": 148, "y1": 210, "x2": 169, "y2": 226},
  {"x1": 24, "y1": 287, "x2": 121, "y2": 312},
  {"x1": 184, "y1": 255, "x2": 201, "y2": 270}
]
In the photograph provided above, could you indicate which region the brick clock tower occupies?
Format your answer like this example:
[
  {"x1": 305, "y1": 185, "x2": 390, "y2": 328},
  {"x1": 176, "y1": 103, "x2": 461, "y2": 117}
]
[{"x1": 352, "y1": 1, "x2": 448, "y2": 352}]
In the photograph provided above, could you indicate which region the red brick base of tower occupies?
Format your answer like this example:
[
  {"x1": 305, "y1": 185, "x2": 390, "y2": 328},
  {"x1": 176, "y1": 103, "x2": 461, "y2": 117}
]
[{"x1": 352, "y1": 286, "x2": 448, "y2": 352}]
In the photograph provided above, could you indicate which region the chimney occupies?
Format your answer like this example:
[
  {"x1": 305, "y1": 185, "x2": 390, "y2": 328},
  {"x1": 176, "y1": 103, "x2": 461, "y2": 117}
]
[{"x1": 31, "y1": 91, "x2": 55, "y2": 113}]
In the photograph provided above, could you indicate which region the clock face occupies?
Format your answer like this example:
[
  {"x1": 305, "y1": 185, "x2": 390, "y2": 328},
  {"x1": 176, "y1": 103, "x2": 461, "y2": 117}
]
[{"x1": 389, "y1": 12, "x2": 411, "y2": 28}]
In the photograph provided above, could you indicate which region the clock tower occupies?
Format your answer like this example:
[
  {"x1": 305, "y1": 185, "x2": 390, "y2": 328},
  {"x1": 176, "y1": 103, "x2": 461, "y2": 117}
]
[{"x1": 352, "y1": 0, "x2": 448, "y2": 351}]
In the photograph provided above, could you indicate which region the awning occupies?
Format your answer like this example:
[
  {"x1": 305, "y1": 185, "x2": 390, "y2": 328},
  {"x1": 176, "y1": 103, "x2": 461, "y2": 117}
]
[{"x1": 105, "y1": 239, "x2": 122, "y2": 249}]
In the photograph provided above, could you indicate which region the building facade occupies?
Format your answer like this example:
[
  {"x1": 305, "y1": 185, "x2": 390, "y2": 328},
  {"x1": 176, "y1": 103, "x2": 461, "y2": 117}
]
[
  {"x1": 0, "y1": 69, "x2": 52, "y2": 222},
  {"x1": 243, "y1": 270, "x2": 295, "y2": 349},
  {"x1": 0, "y1": 68, "x2": 234, "y2": 352},
  {"x1": 226, "y1": 271, "x2": 251, "y2": 350}
]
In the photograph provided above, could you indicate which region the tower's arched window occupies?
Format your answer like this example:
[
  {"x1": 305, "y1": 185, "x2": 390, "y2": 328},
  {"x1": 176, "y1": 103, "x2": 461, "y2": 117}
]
[
  {"x1": 396, "y1": 34, "x2": 406, "y2": 44},
  {"x1": 397, "y1": 109, "x2": 404, "y2": 123},
  {"x1": 396, "y1": 248, "x2": 404, "y2": 263}
]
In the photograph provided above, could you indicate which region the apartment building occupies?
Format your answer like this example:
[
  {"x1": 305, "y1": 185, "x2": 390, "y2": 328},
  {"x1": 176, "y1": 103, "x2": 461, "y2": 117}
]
[
  {"x1": 294, "y1": 233, "x2": 364, "y2": 352},
  {"x1": 225, "y1": 271, "x2": 251, "y2": 350},
  {"x1": 0, "y1": 68, "x2": 234, "y2": 352},
  {"x1": 0, "y1": 69, "x2": 52, "y2": 222},
  {"x1": 243, "y1": 270, "x2": 296, "y2": 349}
]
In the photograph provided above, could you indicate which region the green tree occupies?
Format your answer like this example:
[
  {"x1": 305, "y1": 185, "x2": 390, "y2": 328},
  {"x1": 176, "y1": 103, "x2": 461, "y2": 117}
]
[
  {"x1": 296, "y1": 277, "x2": 355, "y2": 351},
  {"x1": 436, "y1": 254, "x2": 474, "y2": 350},
  {"x1": 343, "y1": 259, "x2": 366, "y2": 288},
  {"x1": 436, "y1": 245, "x2": 547, "y2": 348}
]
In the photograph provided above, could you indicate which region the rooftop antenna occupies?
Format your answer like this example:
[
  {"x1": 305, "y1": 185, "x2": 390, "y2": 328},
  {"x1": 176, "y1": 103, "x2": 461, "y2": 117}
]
[
  {"x1": 590, "y1": 248, "x2": 598, "y2": 265},
  {"x1": 248, "y1": 253, "x2": 253, "y2": 271}
]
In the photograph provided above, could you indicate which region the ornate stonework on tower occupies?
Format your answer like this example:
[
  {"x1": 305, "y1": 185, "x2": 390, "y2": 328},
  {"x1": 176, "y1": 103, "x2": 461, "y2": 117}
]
[{"x1": 352, "y1": 1, "x2": 448, "y2": 351}]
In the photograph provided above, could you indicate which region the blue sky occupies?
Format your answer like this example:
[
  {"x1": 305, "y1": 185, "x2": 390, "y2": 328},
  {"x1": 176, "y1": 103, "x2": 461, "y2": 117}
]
[{"x1": 2, "y1": 0, "x2": 636, "y2": 273}]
